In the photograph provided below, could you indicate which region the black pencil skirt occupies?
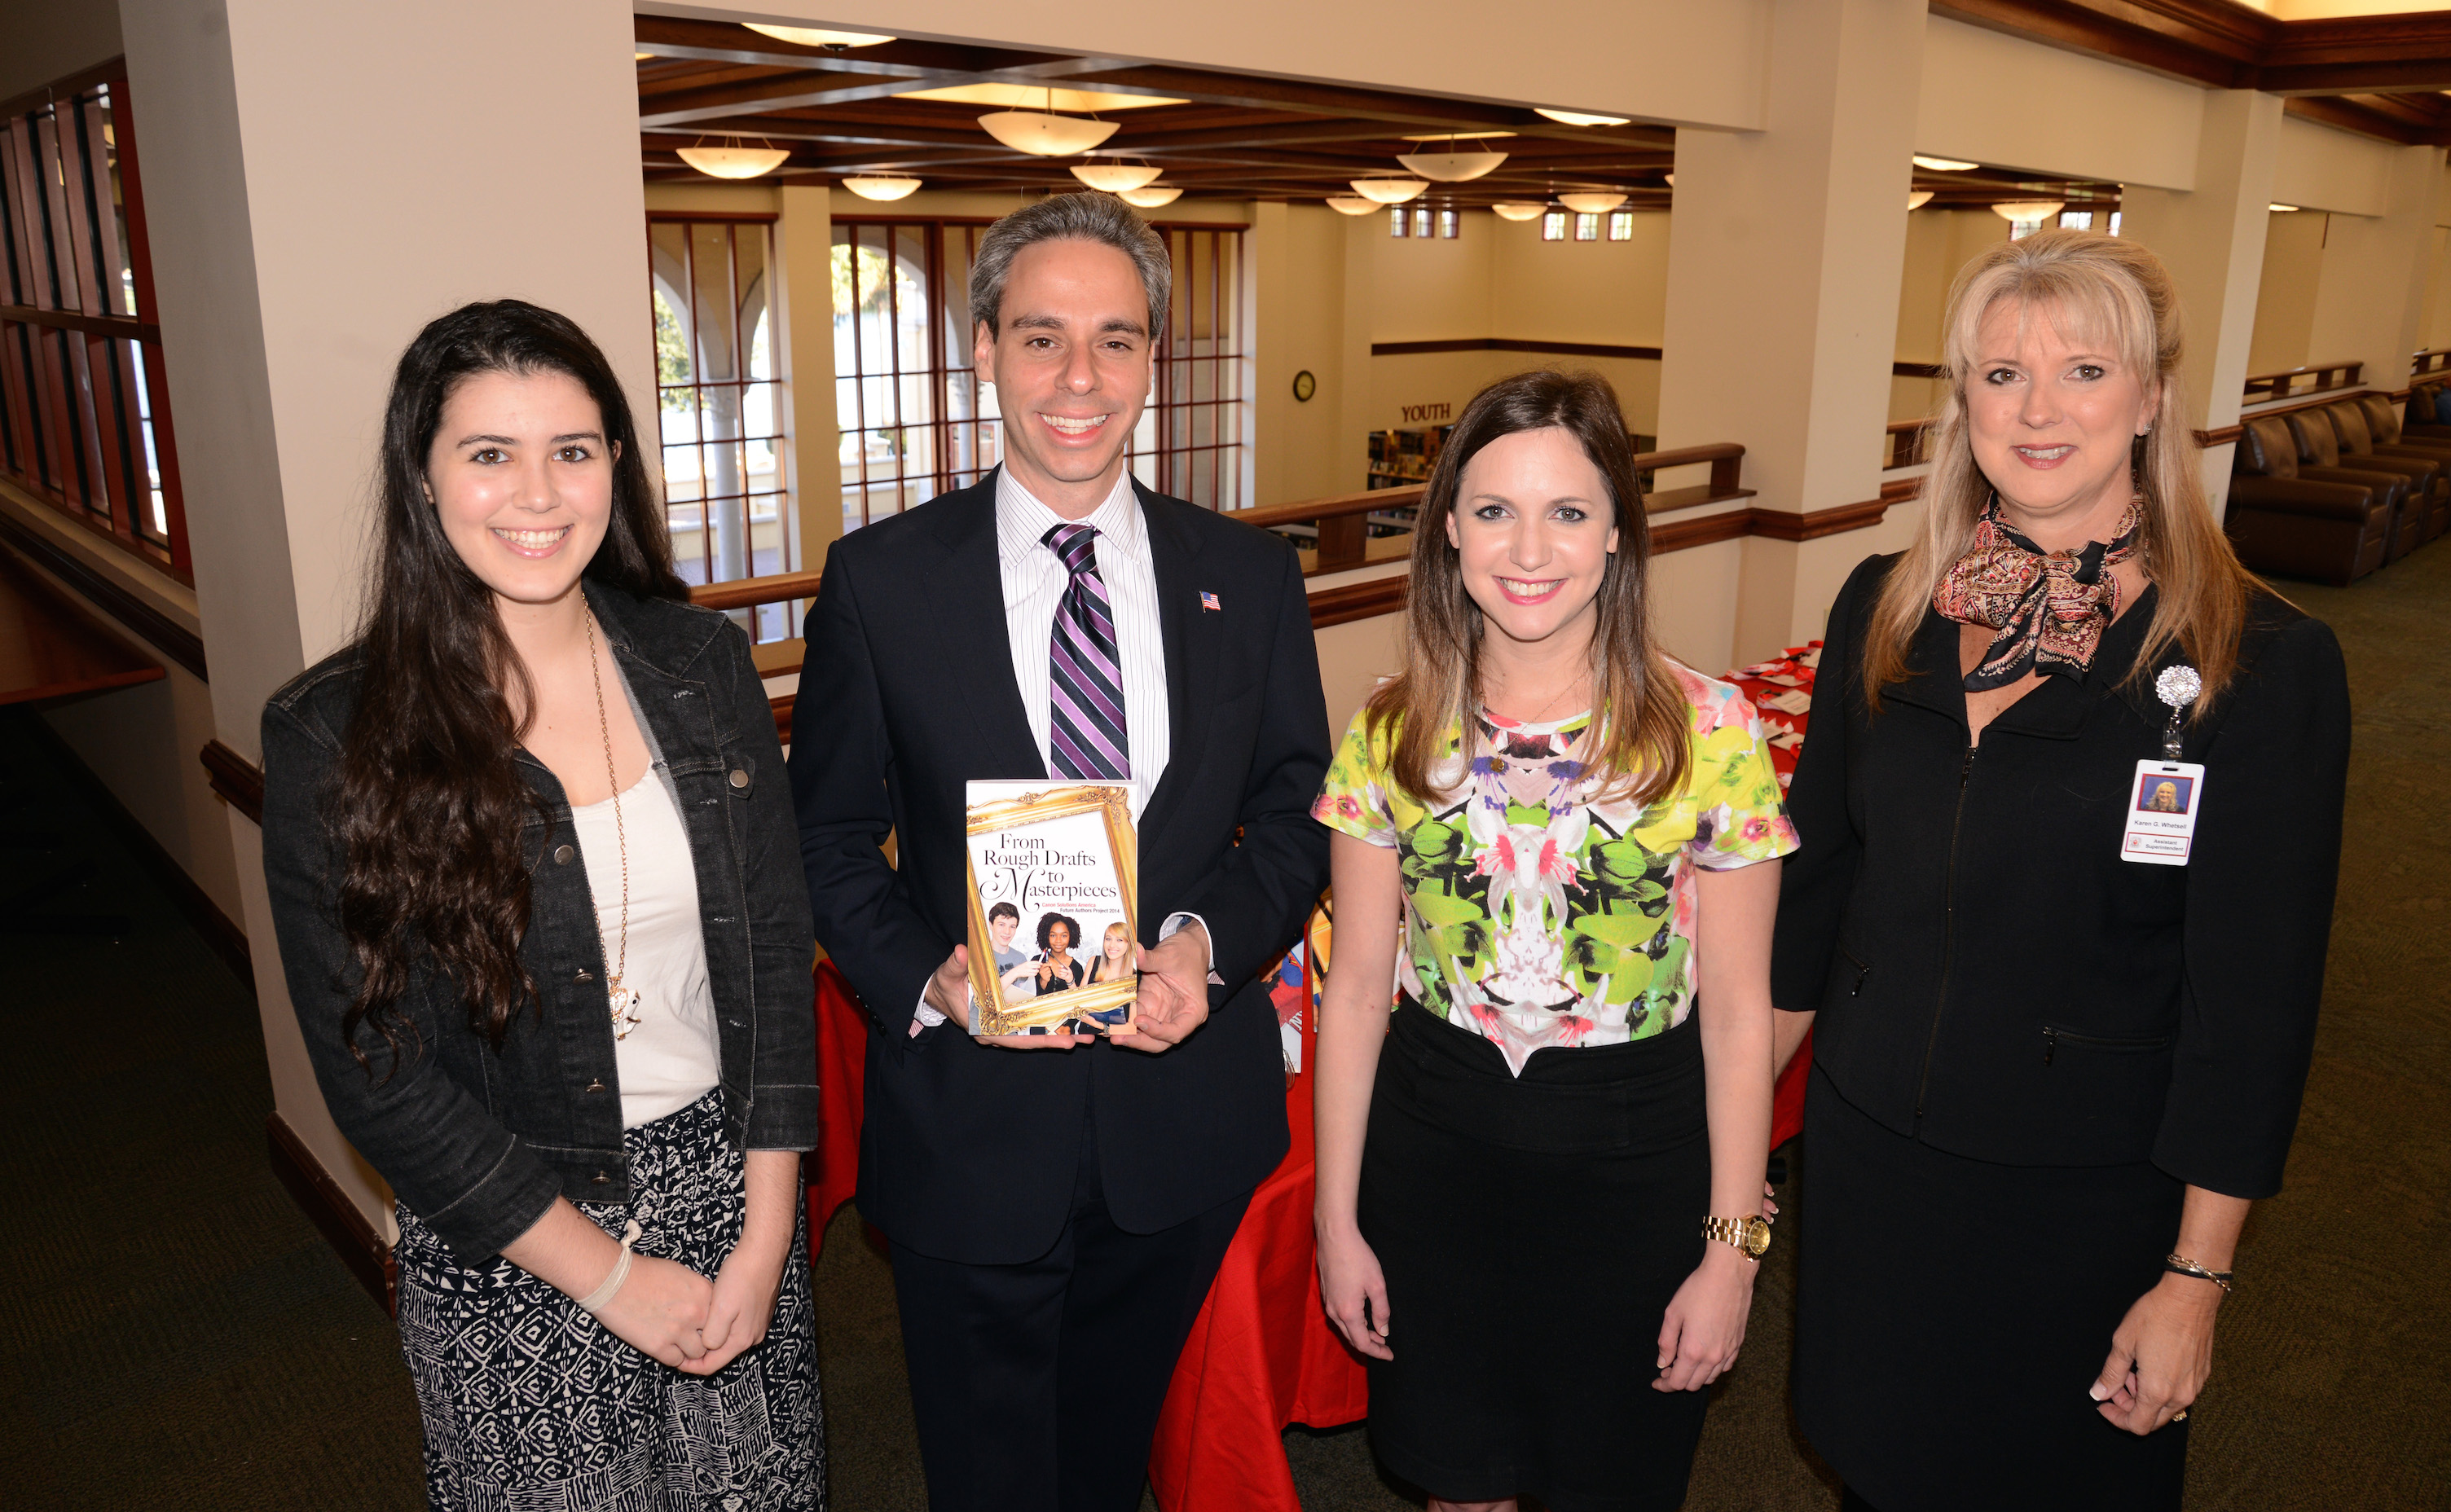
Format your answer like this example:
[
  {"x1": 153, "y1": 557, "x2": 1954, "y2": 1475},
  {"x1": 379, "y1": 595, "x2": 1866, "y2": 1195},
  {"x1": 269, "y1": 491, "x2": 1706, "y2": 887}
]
[
  {"x1": 1356, "y1": 1004, "x2": 1714, "y2": 1512},
  {"x1": 1794, "y1": 1065, "x2": 2188, "y2": 1512}
]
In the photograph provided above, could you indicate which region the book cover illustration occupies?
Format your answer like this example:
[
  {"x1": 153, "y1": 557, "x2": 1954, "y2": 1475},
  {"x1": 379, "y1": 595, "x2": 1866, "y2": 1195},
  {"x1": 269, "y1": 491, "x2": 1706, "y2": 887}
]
[{"x1": 964, "y1": 780, "x2": 1140, "y2": 1036}]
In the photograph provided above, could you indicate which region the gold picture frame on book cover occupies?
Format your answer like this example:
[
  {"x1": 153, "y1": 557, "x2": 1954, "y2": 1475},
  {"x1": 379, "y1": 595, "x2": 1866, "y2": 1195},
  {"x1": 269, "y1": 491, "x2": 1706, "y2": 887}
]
[{"x1": 964, "y1": 782, "x2": 1142, "y2": 1036}]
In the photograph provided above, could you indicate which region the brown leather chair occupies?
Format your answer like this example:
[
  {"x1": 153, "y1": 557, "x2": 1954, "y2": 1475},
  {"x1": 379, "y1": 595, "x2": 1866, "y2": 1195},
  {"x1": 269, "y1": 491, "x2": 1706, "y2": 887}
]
[
  {"x1": 2284, "y1": 407, "x2": 2422, "y2": 561},
  {"x1": 2352, "y1": 393, "x2": 2451, "y2": 543},
  {"x1": 2226, "y1": 415, "x2": 2395, "y2": 585},
  {"x1": 2402, "y1": 383, "x2": 2451, "y2": 445}
]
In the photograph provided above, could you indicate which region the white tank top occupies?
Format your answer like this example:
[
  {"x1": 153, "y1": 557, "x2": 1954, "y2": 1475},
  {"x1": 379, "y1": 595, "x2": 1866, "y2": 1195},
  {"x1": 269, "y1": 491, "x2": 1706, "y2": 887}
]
[{"x1": 565, "y1": 768, "x2": 722, "y2": 1127}]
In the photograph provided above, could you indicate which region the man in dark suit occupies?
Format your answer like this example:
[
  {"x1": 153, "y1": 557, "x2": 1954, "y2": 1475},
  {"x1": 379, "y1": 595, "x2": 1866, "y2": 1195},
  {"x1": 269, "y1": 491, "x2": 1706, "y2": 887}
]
[{"x1": 789, "y1": 193, "x2": 1331, "y2": 1512}]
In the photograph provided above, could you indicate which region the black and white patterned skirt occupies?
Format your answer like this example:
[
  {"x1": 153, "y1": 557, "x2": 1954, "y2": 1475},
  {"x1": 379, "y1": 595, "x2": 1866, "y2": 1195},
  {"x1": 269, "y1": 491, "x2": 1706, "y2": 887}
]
[{"x1": 394, "y1": 1089, "x2": 824, "y2": 1511}]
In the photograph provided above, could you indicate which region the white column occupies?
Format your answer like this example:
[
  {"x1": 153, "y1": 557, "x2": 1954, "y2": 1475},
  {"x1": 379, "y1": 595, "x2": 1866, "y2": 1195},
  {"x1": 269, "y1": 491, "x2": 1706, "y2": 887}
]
[
  {"x1": 777, "y1": 183, "x2": 838, "y2": 564},
  {"x1": 2116, "y1": 91, "x2": 2284, "y2": 521},
  {"x1": 122, "y1": 0, "x2": 652, "y2": 1232},
  {"x1": 1654, "y1": 0, "x2": 1928, "y2": 670},
  {"x1": 2306, "y1": 143, "x2": 2449, "y2": 407}
]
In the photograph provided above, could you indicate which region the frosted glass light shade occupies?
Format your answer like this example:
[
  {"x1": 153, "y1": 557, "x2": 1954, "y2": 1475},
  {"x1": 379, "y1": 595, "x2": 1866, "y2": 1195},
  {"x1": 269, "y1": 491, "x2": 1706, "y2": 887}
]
[
  {"x1": 1557, "y1": 191, "x2": 1627, "y2": 213},
  {"x1": 1070, "y1": 162, "x2": 1164, "y2": 191},
  {"x1": 1991, "y1": 200, "x2": 2063, "y2": 222},
  {"x1": 1490, "y1": 203, "x2": 1547, "y2": 222},
  {"x1": 744, "y1": 24, "x2": 895, "y2": 46},
  {"x1": 1119, "y1": 184, "x2": 1182, "y2": 208},
  {"x1": 1534, "y1": 108, "x2": 1630, "y2": 127},
  {"x1": 1325, "y1": 196, "x2": 1380, "y2": 216},
  {"x1": 1913, "y1": 156, "x2": 1978, "y2": 172},
  {"x1": 978, "y1": 111, "x2": 1119, "y2": 156},
  {"x1": 2269, "y1": 203, "x2": 2300, "y2": 213},
  {"x1": 1908, "y1": 191, "x2": 1934, "y2": 210},
  {"x1": 842, "y1": 175, "x2": 922, "y2": 201},
  {"x1": 1350, "y1": 177, "x2": 1428, "y2": 204},
  {"x1": 677, "y1": 145, "x2": 790, "y2": 179},
  {"x1": 1395, "y1": 149, "x2": 1507, "y2": 182}
]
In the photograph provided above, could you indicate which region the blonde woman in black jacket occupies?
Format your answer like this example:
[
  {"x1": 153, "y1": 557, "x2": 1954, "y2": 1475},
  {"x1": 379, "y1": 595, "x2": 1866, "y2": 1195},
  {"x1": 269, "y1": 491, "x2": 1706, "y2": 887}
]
[{"x1": 1772, "y1": 231, "x2": 2349, "y2": 1511}]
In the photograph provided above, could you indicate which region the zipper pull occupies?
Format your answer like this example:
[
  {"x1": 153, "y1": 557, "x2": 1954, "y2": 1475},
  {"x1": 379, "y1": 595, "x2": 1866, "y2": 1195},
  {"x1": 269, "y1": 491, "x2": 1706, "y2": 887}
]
[
  {"x1": 2044, "y1": 1026, "x2": 2057, "y2": 1065},
  {"x1": 1959, "y1": 747, "x2": 1978, "y2": 785}
]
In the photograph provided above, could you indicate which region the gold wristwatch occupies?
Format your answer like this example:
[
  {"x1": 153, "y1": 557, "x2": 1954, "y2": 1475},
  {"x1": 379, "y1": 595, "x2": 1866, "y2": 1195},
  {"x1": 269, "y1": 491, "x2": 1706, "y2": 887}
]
[{"x1": 1703, "y1": 1215, "x2": 1772, "y2": 1260}]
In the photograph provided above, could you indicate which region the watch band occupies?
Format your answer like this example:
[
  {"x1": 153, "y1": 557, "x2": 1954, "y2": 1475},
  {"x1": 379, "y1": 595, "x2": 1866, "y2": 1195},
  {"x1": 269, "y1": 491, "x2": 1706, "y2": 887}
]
[{"x1": 1702, "y1": 1215, "x2": 1770, "y2": 1259}]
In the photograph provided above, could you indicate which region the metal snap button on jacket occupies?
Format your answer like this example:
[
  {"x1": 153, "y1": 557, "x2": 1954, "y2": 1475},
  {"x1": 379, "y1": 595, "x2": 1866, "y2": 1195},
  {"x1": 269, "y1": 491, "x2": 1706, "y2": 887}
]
[
  {"x1": 574, "y1": 969, "x2": 594, "y2": 982},
  {"x1": 552, "y1": 844, "x2": 574, "y2": 864},
  {"x1": 728, "y1": 769, "x2": 750, "y2": 789},
  {"x1": 585, "y1": 1079, "x2": 605, "y2": 1093},
  {"x1": 590, "y1": 1171, "x2": 610, "y2": 1185}
]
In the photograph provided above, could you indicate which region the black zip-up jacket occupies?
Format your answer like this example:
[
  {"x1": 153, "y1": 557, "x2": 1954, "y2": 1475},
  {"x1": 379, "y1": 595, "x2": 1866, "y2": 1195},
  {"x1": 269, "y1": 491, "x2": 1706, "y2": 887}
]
[
  {"x1": 1772, "y1": 553, "x2": 2349, "y2": 1198},
  {"x1": 261, "y1": 582, "x2": 816, "y2": 1263}
]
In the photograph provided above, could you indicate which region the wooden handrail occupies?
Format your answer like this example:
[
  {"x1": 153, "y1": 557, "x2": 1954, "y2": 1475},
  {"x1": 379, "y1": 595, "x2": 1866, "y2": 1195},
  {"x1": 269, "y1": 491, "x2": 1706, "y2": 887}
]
[
  {"x1": 2243, "y1": 360, "x2": 2362, "y2": 402},
  {"x1": 1884, "y1": 418, "x2": 1933, "y2": 471},
  {"x1": 1229, "y1": 443, "x2": 1751, "y2": 572},
  {"x1": 2413, "y1": 348, "x2": 2451, "y2": 379},
  {"x1": 689, "y1": 569, "x2": 822, "y2": 614}
]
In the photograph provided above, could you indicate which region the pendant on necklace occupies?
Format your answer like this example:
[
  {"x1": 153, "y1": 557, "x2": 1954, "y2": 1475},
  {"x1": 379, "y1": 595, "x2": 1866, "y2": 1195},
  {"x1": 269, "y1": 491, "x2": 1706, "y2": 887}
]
[{"x1": 608, "y1": 979, "x2": 643, "y2": 1040}]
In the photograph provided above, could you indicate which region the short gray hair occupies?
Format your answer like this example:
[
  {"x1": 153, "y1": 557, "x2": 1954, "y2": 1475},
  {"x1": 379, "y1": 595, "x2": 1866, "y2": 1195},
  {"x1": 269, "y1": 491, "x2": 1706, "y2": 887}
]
[{"x1": 968, "y1": 192, "x2": 1172, "y2": 344}]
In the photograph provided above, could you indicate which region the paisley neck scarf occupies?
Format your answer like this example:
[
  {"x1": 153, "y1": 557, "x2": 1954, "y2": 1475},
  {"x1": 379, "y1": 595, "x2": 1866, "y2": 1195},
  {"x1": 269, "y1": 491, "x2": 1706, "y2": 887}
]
[{"x1": 1934, "y1": 495, "x2": 2142, "y2": 690}]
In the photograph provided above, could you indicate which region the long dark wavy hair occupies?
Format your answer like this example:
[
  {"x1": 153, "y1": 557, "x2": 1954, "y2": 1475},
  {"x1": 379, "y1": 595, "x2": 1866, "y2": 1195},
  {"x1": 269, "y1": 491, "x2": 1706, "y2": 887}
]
[
  {"x1": 336, "y1": 300, "x2": 688, "y2": 1075},
  {"x1": 1365, "y1": 369, "x2": 1690, "y2": 809}
]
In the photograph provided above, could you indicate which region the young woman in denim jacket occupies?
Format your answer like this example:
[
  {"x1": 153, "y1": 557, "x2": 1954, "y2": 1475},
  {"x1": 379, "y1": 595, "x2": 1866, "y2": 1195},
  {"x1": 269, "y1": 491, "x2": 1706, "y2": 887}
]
[{"x1": 260, "y1": 301, "x2": 821, "y2": 1510}]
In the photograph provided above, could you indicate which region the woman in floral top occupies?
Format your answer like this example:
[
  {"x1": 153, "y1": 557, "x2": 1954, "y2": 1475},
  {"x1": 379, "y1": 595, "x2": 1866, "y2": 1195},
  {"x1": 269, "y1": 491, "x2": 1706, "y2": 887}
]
[{"x1": 1312, "y1": 371, "x2": 1796, "y2": 1512}]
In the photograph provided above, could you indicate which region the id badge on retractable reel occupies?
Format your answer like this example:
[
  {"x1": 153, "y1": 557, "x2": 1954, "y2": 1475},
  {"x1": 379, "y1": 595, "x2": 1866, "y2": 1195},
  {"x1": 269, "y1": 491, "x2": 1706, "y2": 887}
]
[{"x1": 2122, "y1": 666, "x2": 2205, "y2": 868}]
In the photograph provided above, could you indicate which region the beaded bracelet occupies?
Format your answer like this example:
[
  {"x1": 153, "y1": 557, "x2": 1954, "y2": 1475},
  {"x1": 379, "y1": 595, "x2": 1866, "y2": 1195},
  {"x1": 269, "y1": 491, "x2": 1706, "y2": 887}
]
[{"x1": 2163, "y1": 1252, "x2": 2234, "y2": 1295}]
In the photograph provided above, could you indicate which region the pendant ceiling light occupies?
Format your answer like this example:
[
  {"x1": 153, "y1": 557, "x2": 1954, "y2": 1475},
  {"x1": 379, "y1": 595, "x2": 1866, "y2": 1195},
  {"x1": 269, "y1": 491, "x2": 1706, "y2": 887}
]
[
  {"x1": 1396, "y1": 147, "x2": 1507, "y2": 182},
  {"x1": 2269, "y1": 203, "x2": 2301, "y2": 213},
  {"x1": 1534, "y1": 108, "x2": 1630, "y2": 127},
  {"x1": 1119, "y1": 184, "x2": 1182, "y2": 208},
  {"x1": 1070, "y1": 161, "x2": 1164, "y2": 192},
  {"x1": 1557, "y1": 191, "x2": 1627, "y2": 213},
  {"x1": 1913, "y1": 155, "x2": 1978, "y2": 172},
  {"x1": 1490, "y1": 203, "x2": 1547, "y2": 222},
  {"x1": 1325, "y1": 196, "x2": 1380, "y2": 216},
  {"x1": 978, "y1": 109, "x2": 1118, "y2": 156},
  {"x1": 677, "y1": 143, "x2": 791, "y2": 179},
  {"x1": 744, "y1": 23, "x2": 895, "y2": 47},
  {"x1": 1908, "y1": 190, "x2": 1935, "y2": 210},
  {"x1": 1350, "y1": 177, "x2": 1428, "y2": 204},
  {"x1": 842, "y1": 174, "x2": 922, "y2": 201},
  {"x1": 1991, "y1": 200, "x2": 2064, "y2": 222}
]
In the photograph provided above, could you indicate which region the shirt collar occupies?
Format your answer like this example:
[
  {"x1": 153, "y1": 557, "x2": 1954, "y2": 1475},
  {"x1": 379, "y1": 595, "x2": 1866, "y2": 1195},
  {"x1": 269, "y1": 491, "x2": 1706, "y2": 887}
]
[{"x1": 995, "y1": 464, "x2": 1145, "y2": 569}]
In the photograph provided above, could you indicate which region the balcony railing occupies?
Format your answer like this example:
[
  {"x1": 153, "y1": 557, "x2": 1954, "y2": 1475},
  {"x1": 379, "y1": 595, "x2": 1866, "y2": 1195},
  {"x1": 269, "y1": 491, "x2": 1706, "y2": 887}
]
[{"x1": 2244, "y1": 360, "x2": 2362, "y2": 403}]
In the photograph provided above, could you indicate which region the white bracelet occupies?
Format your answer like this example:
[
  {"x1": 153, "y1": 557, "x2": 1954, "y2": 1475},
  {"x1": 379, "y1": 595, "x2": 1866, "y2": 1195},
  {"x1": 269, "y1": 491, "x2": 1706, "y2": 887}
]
[{"x1": 575, "y1": 1219, "x2": 644, "y2": 1315}]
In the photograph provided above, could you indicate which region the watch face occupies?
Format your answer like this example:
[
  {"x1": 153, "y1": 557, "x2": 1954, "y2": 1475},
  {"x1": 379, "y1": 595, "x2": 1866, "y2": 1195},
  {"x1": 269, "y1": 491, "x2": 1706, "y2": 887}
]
[{"x1": 1744, "y1": 1218, "x2": 1771, "y2": 1257}]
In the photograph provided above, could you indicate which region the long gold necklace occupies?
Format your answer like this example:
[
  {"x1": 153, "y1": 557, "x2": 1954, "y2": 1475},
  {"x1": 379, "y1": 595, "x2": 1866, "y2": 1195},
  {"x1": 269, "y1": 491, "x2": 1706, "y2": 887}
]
[{"x1": 582, "y1": 609, "x2": 642, "y2": 1040}]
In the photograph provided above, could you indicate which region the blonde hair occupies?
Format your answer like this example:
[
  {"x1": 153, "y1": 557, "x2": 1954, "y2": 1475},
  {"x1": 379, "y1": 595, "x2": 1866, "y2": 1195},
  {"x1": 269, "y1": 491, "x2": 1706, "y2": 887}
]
[
  {"x1": 1366, "y1": 370, "x2": 1689, "y2": 808},
  {"x1": 1864, "y1": 228, "x2": 2255, "y2": 712}
]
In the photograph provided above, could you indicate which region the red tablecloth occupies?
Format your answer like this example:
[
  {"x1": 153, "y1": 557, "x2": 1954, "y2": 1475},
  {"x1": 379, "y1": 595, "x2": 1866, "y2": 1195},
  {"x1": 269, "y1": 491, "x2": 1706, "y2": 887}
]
[{"x1": 804, "y1": 645, "x2": 1827, "y2": 1509}]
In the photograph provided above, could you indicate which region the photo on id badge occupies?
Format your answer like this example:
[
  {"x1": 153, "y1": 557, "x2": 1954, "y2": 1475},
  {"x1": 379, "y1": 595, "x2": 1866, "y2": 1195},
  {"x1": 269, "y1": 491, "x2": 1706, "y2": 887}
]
[{"x1": 2121, "y1": 760, "x2": 2205, "y2": 865}]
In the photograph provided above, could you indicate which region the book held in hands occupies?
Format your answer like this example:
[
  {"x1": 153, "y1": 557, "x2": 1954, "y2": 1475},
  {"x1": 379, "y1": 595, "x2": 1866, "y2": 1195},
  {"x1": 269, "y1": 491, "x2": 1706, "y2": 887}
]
[{"x1": 964, "y1": 780, "x2": 1140, "y2": 1036}]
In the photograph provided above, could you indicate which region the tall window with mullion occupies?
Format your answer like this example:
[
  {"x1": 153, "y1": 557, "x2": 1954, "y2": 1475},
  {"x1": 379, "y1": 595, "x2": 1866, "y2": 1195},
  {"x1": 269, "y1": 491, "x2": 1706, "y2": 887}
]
[
  {"x1": 648, "y1": 215, "x2": 791, "y2": 640},
  {"x1": 1130, "y1": 225, "x2": 1244, "y2": 512},
  {"x1": 832, "y1": 218, "x2": 999, "y2": 533},
  {"x1": 0, "y1": 62, "x2": 187, "y2": 577}
]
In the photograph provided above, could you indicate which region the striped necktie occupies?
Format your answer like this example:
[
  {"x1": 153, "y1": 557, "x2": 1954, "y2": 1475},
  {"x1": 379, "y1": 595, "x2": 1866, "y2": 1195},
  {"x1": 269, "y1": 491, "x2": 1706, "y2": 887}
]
[{"x1": 1044, "y1": 523, "x2": 1130, "y2": 780}]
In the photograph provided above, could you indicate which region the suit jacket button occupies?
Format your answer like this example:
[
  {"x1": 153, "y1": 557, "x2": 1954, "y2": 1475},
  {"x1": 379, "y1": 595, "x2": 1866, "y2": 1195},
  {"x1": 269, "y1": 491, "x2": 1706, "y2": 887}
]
[
  {"x1": 553, "y1": 844, "x2": 574, "y2": 864},
  {"x1": 728, "y1": 768, "x2": 750, "y2": 789},
  {"x1": 590, "y1": 1171, "x2": 610, "y2": 1185},
  {"x1": 585, "y1": 1079, "x2": 605, "y2": 1093}
]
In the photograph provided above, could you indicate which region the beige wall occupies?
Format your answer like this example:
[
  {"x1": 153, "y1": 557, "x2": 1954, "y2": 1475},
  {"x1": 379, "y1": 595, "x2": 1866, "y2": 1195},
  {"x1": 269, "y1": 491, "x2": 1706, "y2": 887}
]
[
  {"x1": 1917, "y1": 14, "x2": 2205, "y2": 190},
  {"x1": 2247, "y1": 209, "x2": 2329, "y2": 375},
  {"x1": 1252, "y1": 203, "x2": 1353, "y2": 507},
  {"x1": 2272, "y1": 114, "x2": 2396, "y2": 217},
  {"x1": 1892, "y1": 208, "x2": 2009, "y2": 422}
]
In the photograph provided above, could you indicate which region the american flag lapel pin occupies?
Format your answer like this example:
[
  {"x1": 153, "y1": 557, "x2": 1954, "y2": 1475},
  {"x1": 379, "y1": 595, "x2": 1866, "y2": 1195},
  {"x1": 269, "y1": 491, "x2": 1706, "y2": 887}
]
[{"x1": 1200, "y1": 591, "x2": 1221, "y2": 613}]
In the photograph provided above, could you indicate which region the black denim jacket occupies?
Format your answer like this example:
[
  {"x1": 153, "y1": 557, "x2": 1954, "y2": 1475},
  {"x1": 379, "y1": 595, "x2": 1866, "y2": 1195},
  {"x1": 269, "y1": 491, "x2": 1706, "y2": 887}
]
[{"x1": 260, "y1": 582, "x2": 816, "y2": 1264}]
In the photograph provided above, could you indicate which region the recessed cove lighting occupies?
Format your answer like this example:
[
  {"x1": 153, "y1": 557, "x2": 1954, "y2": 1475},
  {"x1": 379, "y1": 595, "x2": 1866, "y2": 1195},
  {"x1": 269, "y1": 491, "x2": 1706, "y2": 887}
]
[
  {"x1": 1535, "y1": 108, "x2": 1631, "y2": 127},
  {"x1": 743, "y1": 23, "x2": 895, "y2": 47},
  {"x1": 2270, "y1": 203, "x2": 2300, "y2": 213},
  {"x1": 1913, "y1": 156, "x2": 1979, "y2": 172}
]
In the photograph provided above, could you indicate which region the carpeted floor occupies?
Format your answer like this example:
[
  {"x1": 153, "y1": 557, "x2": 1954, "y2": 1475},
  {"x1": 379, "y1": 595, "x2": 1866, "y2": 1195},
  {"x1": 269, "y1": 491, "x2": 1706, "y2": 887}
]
[{"x1": 0, "y1": 539, "x2": 2444, "y2": 1510}]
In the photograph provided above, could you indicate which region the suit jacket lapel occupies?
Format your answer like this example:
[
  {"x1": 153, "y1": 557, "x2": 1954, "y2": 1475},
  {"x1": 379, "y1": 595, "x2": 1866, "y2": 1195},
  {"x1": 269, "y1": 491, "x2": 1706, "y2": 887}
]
[
  {"x1": 920, "y1": 472, "x2": 1046, "y2": 779},
  {"x1": 1136, "y1": 483, "x2": 1213, "y2": 845}
]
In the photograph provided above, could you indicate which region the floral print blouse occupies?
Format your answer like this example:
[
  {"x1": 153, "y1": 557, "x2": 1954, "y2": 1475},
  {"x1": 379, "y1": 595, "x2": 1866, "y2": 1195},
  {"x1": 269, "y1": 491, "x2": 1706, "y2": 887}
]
[{"x1": 1312, "y1": 665, "x2": 1800, "y2": 1076}]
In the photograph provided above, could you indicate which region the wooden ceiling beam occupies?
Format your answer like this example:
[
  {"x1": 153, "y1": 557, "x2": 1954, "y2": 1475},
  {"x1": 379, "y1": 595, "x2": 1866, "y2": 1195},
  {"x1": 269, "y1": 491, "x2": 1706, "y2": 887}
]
[
  {"x1": 2281, "y1": 94, "x2": 2450, "y2": 147},
  {"x1": 1027, "y1": 62, "x2": 1676, "y2": 147}
]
